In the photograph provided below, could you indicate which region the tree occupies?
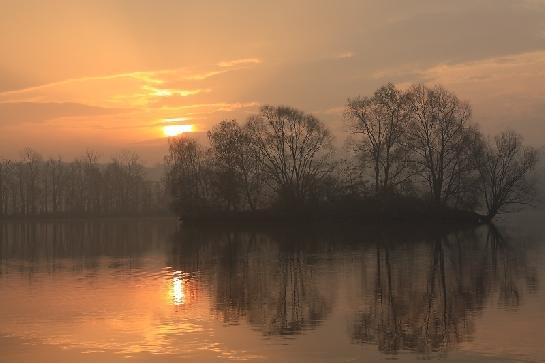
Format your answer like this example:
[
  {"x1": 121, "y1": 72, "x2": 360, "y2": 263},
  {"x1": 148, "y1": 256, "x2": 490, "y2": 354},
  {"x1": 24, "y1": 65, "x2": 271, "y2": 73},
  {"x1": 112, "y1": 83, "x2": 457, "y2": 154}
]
[
  {"x1": 0, "y1": 148, "x2": 165, "y2": 217},
  {"x1": 44, "y1": 157, "x2": 65, "y2": 214},
  {"x1": 104, "y1": 151, "x2": 145, "y2": 213},
  {"x1": 476, "y1": 130, "x2": 538, "y2": 220},
  {"x1": 407, "y1": 84, "x2": 480, "y2": 206},
  {"x1": 345, "y1": 83, "x2": 413, "y2": 194},
  {"x1": 17, "y1": 148, "x2": 43, "y2": 215},
  {"x1": 208, "y1": 120, "x2": 263, "y2": 211},
  {"x1": 81, "y1": 150, "x2": 102, "y2": 214},
  {"x1": 246, "y1": 105, "x2": 334, "y2": 206},
  {"x1": 165, "y1": 136, "x2": 213, "y2": 216}
]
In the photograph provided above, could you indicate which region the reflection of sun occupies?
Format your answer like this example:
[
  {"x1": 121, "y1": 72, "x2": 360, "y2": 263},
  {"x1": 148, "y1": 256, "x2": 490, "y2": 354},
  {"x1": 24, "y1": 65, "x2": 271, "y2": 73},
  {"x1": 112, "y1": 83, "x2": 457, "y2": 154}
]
[
  {"x1": 169, "y1": 270, "x2": 198, "y2": 306},
  {"x1": 163, "y1": 124, "x2": 193, "y2": 137},
  {"x1": 171, "y1": 271, "x2": 185, "y2": 305}
]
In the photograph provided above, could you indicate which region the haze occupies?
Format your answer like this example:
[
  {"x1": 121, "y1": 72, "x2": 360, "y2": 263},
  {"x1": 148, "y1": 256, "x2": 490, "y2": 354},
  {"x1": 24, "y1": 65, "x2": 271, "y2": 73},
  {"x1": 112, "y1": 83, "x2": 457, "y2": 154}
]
[{"x1": 1, "y1": 0, "x2": 545, "y2": 163}]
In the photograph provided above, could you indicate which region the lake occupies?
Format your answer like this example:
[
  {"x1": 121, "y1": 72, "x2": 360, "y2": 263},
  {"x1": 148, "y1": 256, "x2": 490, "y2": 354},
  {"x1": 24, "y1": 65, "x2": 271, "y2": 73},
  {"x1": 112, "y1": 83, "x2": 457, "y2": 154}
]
[{"x1": 1, "y1": 217, "x2": 544, "y2": 363}]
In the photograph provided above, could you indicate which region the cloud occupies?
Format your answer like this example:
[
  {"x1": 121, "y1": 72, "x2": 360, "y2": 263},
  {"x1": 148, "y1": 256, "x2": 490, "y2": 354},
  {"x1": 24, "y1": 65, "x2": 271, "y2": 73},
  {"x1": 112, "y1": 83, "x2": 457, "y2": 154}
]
[
  {"x1": 185, "y1": 59, "x2": 262, "y2": 80},
  {"x1": 335, "y1": 52, "x2": 354, "y2": 60},
  {"x1": 0, "y1": 72, "x2": 165, "y2": 107},
  {"x1": 141, "y1": 86, "x2": 209, "y2": 98},
  {"x1": 414, "y1": 51, "x2": 545, "y2": 144},
  {"x1": 184, "y1": 70, "x2": 229, "y2": 81},
  {"x1": 217, "y1": 58, "x2": 262, "y2": 67},
  {"x1": 157, "y1": 101, "x2": 260, "y2": 114},
  {"x1": 0, "y1": 72, "x2": 164, "y2": 99},
  {"x1": 363, "y1": 50, "x2": 545, "y2": 145},
  {"x1": 0, "y1": 58, "x2": 262, "y2": 108},
  {"x1": 370, "y1": 50, "x2": 545, "y2": 96},
  {"x1": 0, "y1": 102, "x2": 124, "y2": 124},
  {"x1": 418, "y1": 51, "x2": 545, "y2": 86}
]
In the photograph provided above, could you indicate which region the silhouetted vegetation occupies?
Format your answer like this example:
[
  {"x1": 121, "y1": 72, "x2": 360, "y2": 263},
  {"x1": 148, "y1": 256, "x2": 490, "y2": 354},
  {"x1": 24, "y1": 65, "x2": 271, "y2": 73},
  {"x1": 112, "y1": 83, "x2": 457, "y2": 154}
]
[
  {"x1": 475, "y1": 131, "x2": 539, "y2": 221},
  {"x1": 0, "y1": 149, "x2": 167, "y2": 217},
  {"x1": 2, "y1": 84, "x2": 538, "y2": 222},
  {"x1": 166, "y1": 84, "x2": 539, "y2": 222}
]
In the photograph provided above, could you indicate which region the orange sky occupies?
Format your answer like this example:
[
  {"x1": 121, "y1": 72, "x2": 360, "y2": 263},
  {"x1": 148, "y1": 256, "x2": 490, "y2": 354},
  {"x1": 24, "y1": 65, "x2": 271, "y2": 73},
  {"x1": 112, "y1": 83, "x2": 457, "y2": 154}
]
[{"x1": 1, "y1": 0, "x2": 545, "y2": 163}]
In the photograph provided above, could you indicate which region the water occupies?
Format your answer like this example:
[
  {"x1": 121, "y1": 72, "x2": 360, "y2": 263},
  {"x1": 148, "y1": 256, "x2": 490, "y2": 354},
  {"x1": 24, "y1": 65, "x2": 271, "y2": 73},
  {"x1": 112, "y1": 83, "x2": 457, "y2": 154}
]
[{"x1": 1, "y1": 218, "x2": 544, "y2": 363}]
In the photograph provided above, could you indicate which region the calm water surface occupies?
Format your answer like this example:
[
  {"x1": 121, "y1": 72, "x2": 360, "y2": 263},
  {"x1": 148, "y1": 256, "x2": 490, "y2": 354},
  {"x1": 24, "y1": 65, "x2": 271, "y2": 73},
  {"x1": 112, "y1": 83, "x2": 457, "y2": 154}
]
[{"x1": 1, "y1": 217, "x2": 544, "y2": 363}]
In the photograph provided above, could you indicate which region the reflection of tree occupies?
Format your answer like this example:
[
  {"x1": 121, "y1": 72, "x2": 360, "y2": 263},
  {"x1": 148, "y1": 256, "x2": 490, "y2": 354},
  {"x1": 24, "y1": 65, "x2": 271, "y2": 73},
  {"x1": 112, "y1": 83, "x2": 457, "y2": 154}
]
[
  {"x1": 250, "y1": 249, "x2": 332, "y2": 335},
  {"x1": 351, "y1": 226, "x2": 537, "y2": 356},
  {"x1": 167, "y1": 224, "x2": 538, "y2": 351},
  {"x1": 168, "y1": 227, "x2": 335, "y2": 336},
  {"x1": 0, "y1": 219, "x2": 175, "y2": 274},
  {"x1": 485, "y1": 226, "x2": 537, "y2": 308}
]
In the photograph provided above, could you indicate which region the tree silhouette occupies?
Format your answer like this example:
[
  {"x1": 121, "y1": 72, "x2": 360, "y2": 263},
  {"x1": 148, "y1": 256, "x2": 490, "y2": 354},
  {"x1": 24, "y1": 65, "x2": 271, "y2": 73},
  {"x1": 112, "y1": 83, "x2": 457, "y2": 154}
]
[
  {"x1": 407, "y1": 85, "x2": 480, "y2": 207},
  {"x1": 246, "y1": 105, "x2": 334, "y2": 206},
  {"x1": 476, "y1": 130, "x2": 538, "y2": 220},
  {"x1": 208, "y1": 120, "x2": 264, "y2": 211},
  {"x1": 345, "y1": 83, "x2": 413, "y2": 194}
]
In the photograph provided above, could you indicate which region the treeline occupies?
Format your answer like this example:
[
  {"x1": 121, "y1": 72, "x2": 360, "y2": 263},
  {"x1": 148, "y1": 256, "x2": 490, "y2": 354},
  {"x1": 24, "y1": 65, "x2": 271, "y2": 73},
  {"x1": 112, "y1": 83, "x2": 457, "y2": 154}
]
[
  {"x1": 0, "y1": 149, "x2": 167, "y2": 217},
  {"x1": 166, "y1": 83, "x2": 539, "y2": 222}
]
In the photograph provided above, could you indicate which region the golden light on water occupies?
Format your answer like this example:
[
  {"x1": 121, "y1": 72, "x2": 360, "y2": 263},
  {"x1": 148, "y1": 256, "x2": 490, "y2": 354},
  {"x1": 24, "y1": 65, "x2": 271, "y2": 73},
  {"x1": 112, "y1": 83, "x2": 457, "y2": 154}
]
[
  {"x1": 163, "y1": 124, "x2": 193, "y2": 137},
  {"x1": 171, "y1": 271, "x2": 185, "y2": 305}
]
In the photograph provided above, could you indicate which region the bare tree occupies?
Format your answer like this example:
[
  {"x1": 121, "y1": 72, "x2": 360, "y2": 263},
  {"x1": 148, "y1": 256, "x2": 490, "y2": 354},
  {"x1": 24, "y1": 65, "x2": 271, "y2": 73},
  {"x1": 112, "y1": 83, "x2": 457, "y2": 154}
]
[
  {"x1": 246, "y1": 105, "x2": 334, "y2": 205},
  {"x1": 0, "y1": 158, "x2": 14, "y2": 216},
  {"x1": 17, "y1": 148, "x2": 43, "y2": 215},
  {"x1": 82, "y1": 150, "x2": 102, "y2": 213},
  {"x1": 165, "y1": 136, "x2": 213, "y2": 216},
  {"x1": 208, "y1": 120, "x2": 263, "y2": 211},
  {"x1": 345, "y1": 83, "x2": 413, "y2": 194},
  {"x1": 476, "y1": 130, "x2": 538, "y2": 220},
  {"x1": 0, "y1": 148, "x2": 165, "y2": 217},
  {"x1": 407, "y1": 84, "x2": 480, "y2": 206},
  {"x1": 44, "y1": 157, "x2": 65, "y2": 214}
]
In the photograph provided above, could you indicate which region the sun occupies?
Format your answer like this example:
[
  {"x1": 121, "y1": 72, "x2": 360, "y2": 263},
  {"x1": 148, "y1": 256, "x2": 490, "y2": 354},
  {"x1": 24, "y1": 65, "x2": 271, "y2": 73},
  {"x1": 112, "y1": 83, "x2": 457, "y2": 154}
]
[{"x1": 163, "y1": 124, "x2": 193, "y2": 137}]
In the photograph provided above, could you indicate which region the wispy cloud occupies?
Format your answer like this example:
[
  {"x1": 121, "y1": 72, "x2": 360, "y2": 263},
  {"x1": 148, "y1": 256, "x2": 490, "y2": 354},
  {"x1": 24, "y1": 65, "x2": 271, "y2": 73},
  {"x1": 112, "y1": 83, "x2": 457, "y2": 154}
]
[
  {"x1": 370, "y1": 50, "x2": 545, "y2": 91},
  {"x1": 0, "y1": 72, "x2": 164, "y2": 102},
  {"x1": 184, "y1": 70, "x2": 229, "y2": 81},
  {"x1": 0, "y1": 71, "x2": 166, "y2": 107},
  {"x1": 419, "y1": 51, "x2": 545, "y2": 86},
  {"x1": 157, "y1": 101, "x2": 260, "y2": 114},
  {"x1": 0, "y1": 102, "x2": 124, "y2": 124},
  {"x1": 217, "y1": 58, "x2": 262, "y2": 67},
  {"x1": 0, "y1": 56, "x2": 265, "y2": 155},
  {"x1": 141, "y1": 86, "x2": 209, "y2": 98},
  {"x1": 0, "y1": 58, "x2": 262, "y2": 107},
  {"x1": 410, "y1": 50, "x2": 545, "y2": 143},
  {"x1": 335, "y1": 52, "x2": 354, "y2": 60},
  {"x1": 185, "y1": 58, "x2": 262, "y2": 79}
]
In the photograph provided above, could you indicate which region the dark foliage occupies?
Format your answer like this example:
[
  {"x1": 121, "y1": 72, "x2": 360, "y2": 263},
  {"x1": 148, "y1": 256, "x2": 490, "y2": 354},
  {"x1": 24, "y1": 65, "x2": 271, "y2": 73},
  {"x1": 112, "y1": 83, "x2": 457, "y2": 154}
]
[
  {"x1": 165, "y1": 86, "x2": 539, "y2": 223},
  {"x1": 0, "y1": 149, "x2": 167, "y2": 217}
]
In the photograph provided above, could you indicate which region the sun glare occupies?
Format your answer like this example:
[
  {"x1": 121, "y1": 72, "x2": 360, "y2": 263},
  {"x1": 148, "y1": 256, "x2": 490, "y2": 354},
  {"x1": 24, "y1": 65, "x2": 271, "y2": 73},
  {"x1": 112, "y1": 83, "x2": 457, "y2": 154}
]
[
  {"x1": 171, "y1": 271, "x2": 185, "y2": 305},
  {"x1": 163, "y1": 124, "x2": 193, "y2": 137}
]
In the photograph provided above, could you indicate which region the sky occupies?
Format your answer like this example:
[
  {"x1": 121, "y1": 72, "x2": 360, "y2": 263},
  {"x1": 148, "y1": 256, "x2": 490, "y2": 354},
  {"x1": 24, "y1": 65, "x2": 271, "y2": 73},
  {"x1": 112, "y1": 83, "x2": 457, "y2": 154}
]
[{"x1": 1, "y1": 0, "x2": 545, "y2": 163}]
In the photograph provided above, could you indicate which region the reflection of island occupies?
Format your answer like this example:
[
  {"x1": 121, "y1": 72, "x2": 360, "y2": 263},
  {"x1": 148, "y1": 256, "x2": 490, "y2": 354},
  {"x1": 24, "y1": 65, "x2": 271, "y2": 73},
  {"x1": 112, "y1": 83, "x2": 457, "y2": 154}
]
[
  {"x1": 0, "y1": 219, "x2": 176, "y2": 273},
  {"x1": 168, "y1": 224, "x2": 538, "y2": 355},
  {"x1": 350, "y1": 226, "x2": 538, "y2": 356},
  {"x1": 168, "y1": 228, "x2": 336, "y2": 335}
]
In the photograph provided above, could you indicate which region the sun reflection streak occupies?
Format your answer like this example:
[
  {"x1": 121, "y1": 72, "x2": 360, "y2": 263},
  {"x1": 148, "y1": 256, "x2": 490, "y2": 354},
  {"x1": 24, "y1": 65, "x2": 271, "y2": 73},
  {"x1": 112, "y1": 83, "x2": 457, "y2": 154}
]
[{"x1": 171, "y1": 271, "x2": 185, "y2": 306}]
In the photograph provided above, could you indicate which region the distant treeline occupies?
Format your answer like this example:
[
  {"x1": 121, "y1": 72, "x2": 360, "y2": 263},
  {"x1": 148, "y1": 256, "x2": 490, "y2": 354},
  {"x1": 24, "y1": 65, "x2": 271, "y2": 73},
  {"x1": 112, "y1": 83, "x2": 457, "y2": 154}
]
[
  {"x1": 0, "y1": 150, "x2": 167, "y2": 217},
  {"x1": 166, "y1": 83, "x2": 539, "y2": 222}
]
